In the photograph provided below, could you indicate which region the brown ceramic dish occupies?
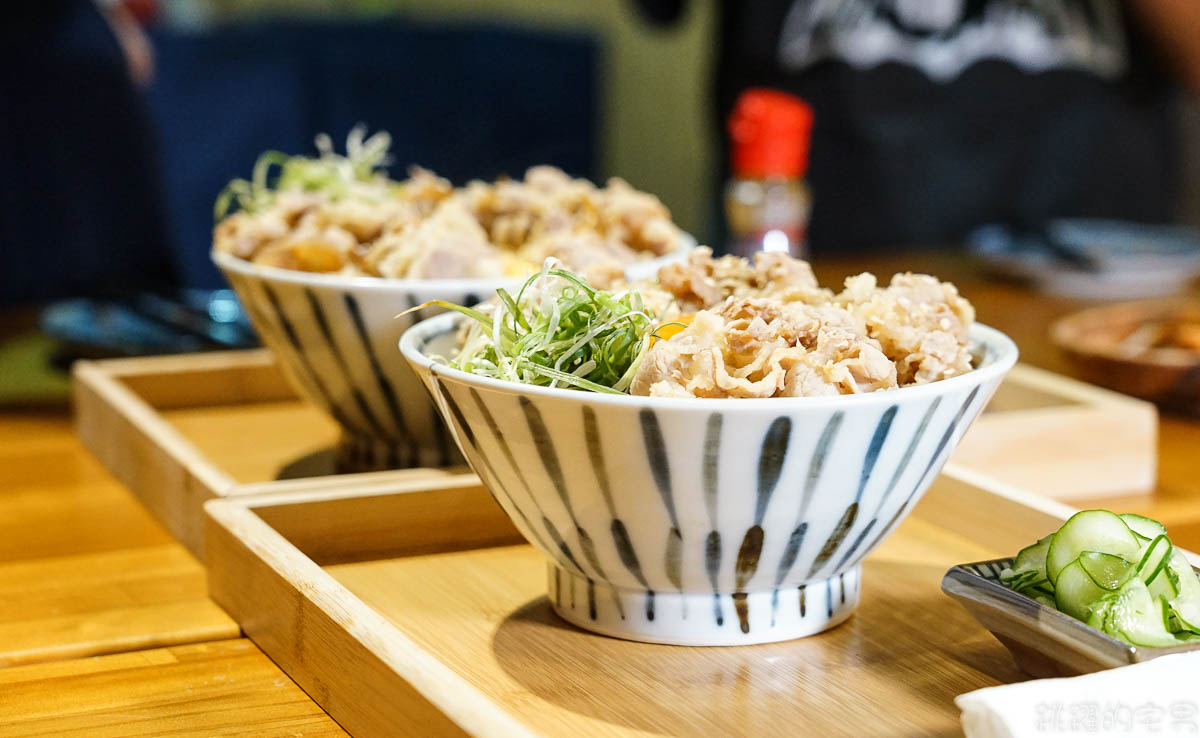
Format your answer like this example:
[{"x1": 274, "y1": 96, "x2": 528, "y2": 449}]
[
  {"x1": 943, "y1": 558, "x2": 1200, "y2": 678},
  {"x1": 1050, "y1": 298, "x2": 1200, "y2": 415}
]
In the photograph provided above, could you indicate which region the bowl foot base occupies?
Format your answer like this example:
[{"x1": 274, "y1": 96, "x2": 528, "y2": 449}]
[
  {"x1": 334, "y1": 432, "x2": 460, "y2": 473},
  {"x1": 547, "y1": 564, "x2": 860, "y2": 646}
]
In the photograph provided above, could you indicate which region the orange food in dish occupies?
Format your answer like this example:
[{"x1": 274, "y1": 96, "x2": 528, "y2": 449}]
[{"x1": 652, "y1": 314, "x2": 695, "y2": 344}]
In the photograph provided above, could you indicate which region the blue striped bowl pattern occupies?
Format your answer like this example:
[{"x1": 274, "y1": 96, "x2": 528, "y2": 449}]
[
  {"x1": 213, "y1": 243, "x2": 693, "y2": 471},
  {"x1": 401, "y1": 313, "x2": 1019, "y2": 645}
]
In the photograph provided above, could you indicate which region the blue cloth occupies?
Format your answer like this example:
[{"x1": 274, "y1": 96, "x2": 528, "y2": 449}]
[
  {"x1": 0, "y1": 0, "x2": 177, "y2": 306},
  {"x1": 145, "y1": 20, "x2": 598, "y2": 287}
]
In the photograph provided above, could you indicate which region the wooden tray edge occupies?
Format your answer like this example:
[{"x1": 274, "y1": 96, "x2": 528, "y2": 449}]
[
  {"x1": 1001, "y1": 364, "x2": 1157, "y2": 410},
  {"x1": 73, "y1": 360, "x2": 238, "y2": 559},
  {"x1": 205, "y1": 488, "x2": 536, "y2": 738},
  {"x1": 956, "y1": 365, "x2": 1158, "y2": 499},
  {"x1": 71, "y1": 351, "x2": 473, "y2": 561},
  {"x1": 204, "y1": 465, "x2": 1080, "y2": 738}
]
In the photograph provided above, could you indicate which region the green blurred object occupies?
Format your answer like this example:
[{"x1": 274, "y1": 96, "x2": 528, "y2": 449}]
[{"x1": 0, "y1": 332, "x2": 71, "y2": 409}]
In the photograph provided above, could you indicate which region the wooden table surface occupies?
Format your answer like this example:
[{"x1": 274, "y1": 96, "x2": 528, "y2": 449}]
[{"x1": 1, "y1": 254, "x2": 1198, "y2": 736}]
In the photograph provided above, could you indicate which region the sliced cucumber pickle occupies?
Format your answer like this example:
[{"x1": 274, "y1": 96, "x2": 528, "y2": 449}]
[
  {"x1": 1168, "y1": 550, "x2": 1200, "y2": 634},
  {"x1": 1003, "y1": 534, "x2": 1052, "y2": 584},
  {"x1": 1046, "y1": 510, "x2": 1140, "y2": 583},
  {"x1": 1033, "y1": 593, "x2": 1056, "y2": 608},
  {"x1": 1005, "y1": 571, "x2": 1040, "y2": 589},
  {"x1": 1136, "y1": 535, "x2": 1173, "y2": 585},
  {"x1": 1150, "y1": 563, "x2": 1181, "y2": 601},
  {"x1": 1055, "y1": 554, "x2": 1134, "y2": 620},
  {"x1": 1173, "y1": 600, "x2": 1200, "y2": 634},
  {"x1": 1086, "y1": 596, "x2": 1112, "y2": 631},
  {"x1": 1079, "y1": 551, "x2": 1136, "y2": 590},
  {"x1": 1001, "y1": 509, "x2": 1200, "y2": 648},
  {"x1": 1120, "y1": 513, "x2": 1167, "y2": 541},
  {"x1": 1103, "y1": 578, "x2": 1181, "y2": 648},
  {"x1": 1170, "y1": 550, "x2": 1200, "y2": 601}
]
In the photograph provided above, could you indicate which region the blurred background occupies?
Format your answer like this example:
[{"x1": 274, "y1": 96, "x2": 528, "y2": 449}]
[
  {"x1": 0, "y1": 0, "x2": 716, "y2": 405},
  {"x1": 4, "y1": 0, "x2": 1200, "y2": 407}
]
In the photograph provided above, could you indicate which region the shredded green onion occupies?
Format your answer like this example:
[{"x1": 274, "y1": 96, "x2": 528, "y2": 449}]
[
  {"x1": 417, "y1": 261, "x2": 657, "y2": 394},
  {"x1": 214, "y1": 125, "x2": 393, "y2": 220}
]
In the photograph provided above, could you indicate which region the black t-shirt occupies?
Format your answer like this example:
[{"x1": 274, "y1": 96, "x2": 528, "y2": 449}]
[{"x1": 640, "y1": 0, "x2": 1178, "y2": 254}]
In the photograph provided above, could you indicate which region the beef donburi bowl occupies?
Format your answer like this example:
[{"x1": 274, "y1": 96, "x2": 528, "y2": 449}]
[
  {"x1": 399, "y1": 253, "x2": 1018, "y2": 644},
  {"x1": 212, "y1": 128, "x2": 693, "y2": 470}
]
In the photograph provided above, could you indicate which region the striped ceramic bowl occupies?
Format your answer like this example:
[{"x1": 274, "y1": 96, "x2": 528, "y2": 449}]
[
  {"x1": 213, "y1": 241, "x2": 693, "y2": 471},
  {"x1": 401, "y1": 313, "x2": 1018, "y2": 645}
]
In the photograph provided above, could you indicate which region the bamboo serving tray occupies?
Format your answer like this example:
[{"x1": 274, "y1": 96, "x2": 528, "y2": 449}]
[
  {"x1": 950, "y1": 363, "x2": 1157, "y2": 500},
  {"x1": 71, "y1": 350, "x2": 467, "y2": 559},
  {"x1": 204, "y1": 464, "x2": 1078, "y2": 737},
  {"x1": 74, "y1": 350, "x2": 1155, "y2": 559}
]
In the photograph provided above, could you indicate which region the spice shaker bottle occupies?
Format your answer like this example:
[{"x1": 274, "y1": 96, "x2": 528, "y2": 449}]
[{"x1": 724, "y1": 89, "x2": 814, "y2": 260}]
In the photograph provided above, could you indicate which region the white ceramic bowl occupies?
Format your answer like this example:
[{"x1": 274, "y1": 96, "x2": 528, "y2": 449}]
[
  {"x1": 401, "y1": 313, "x2": 1018, "y2": 645},
  {"x1": 213, "y1": 240, "x2": 693, "y2": 470}
]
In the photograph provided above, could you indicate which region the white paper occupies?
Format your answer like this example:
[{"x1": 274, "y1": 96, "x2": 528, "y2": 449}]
[{"x1": 957, "y1": 653, "x2": 1200, "y2": 738}]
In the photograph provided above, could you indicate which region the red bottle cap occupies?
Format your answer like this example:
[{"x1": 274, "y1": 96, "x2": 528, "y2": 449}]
[{"x1": 728, "y1": 88, "x2": 814, "y2": 179}]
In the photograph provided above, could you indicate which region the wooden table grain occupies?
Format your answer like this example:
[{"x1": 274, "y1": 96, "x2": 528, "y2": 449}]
[
  {"x1": 0, "y1": 254, "x2": 1197, "y2": 736},
  {"x1": 0, "y1": 415, "x2": 238, "y2": 667},
  {"x1": 0, "y1": 639, "x2": 347, "y2": 737},
  {"x1": 0, "y1": 415, "x2": 346, "y2": 734}
]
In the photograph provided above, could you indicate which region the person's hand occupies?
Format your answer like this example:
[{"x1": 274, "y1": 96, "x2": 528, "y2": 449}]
[{"x1": 102, "y1": 1, "x2": 154, "y2": 87}]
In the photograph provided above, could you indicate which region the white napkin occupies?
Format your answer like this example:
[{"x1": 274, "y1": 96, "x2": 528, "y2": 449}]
[{"x1": 957, "y1": 653, "x2": 1200, "y2": 738}]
